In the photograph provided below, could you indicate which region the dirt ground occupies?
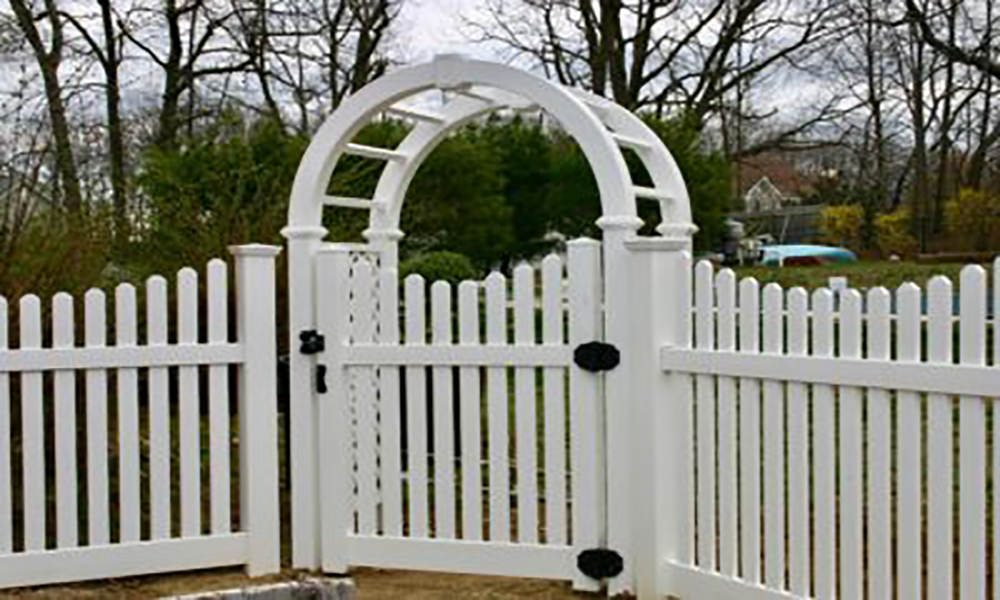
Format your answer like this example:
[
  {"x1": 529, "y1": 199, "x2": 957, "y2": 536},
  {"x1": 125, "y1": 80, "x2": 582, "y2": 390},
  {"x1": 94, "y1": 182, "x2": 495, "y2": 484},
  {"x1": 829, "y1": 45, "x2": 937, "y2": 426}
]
[{"x1": 0, "y1": 568, "x2": 594, "y2": 599}]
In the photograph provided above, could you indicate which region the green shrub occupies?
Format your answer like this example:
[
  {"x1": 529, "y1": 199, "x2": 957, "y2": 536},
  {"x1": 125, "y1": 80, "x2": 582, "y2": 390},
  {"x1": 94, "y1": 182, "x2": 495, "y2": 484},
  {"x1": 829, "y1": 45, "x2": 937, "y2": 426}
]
[
  {"x1": 945, "y1": 188, "x2": 1000, "y2": 251},
  {"x1": 400, "y1": 251, "x2": 479, "y2": 285},
  {"x1": 0, "y1": 208, "x2": 114, "y2": 300}
]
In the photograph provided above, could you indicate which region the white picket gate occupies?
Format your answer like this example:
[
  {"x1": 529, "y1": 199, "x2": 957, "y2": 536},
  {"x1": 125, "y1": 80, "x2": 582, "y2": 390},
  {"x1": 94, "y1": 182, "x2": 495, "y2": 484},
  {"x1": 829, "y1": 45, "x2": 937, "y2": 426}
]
[
  {"x1": 0, "y1": 246, "x2": 281, "y2": 589},
  {"x1": 310, "y1": 242, "x2": 606, "y2": 586}
]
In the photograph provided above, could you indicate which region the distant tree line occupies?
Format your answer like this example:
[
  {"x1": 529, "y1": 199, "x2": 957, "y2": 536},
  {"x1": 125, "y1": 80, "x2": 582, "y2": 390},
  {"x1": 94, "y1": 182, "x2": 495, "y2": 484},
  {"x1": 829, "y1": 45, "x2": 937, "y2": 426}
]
[{"x1": 1, "y1": 0, "x2": 999, "y2": 299}]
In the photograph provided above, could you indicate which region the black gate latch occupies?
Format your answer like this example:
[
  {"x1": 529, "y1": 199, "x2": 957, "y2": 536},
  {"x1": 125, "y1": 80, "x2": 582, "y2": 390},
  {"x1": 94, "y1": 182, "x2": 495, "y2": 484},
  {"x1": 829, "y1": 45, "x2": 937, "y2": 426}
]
[
  {"x1": 577, "y1": 548, "x2": 624, "y2": 580},
  {"x1": 299, "y1": 330, "x2": 325, "y2": 355},
  {"x1": 315, "y1": 364, "x2": 328, "y2": 394},
  {"x1": 573, "y1": 341, "x2": 620, "y2": 372}
]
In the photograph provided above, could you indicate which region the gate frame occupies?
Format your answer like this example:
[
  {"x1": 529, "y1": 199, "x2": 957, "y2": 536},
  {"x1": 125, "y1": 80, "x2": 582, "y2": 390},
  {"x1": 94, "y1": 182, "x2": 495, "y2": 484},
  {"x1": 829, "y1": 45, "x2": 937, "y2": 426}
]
[{"x1": 282, "y1": 54, "x2": 695, "y2": 594}]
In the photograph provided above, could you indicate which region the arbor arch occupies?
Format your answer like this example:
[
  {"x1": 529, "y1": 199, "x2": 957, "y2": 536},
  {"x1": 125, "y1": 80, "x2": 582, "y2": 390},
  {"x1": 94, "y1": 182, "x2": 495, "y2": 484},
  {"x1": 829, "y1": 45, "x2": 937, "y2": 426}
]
[{"x1": 284, "y1": 54, "x2": 696, "y2": 245}]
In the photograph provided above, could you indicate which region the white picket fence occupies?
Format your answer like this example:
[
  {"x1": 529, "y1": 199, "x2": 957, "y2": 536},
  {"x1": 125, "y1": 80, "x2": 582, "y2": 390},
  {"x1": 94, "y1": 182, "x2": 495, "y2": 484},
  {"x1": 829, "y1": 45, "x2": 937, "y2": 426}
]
[
  {"x1": 0, "y1": 245, "x2": 281, "y2": 589},
  {"x1": 659, "y1": 258, "x2": 1000, "y2": 599}
]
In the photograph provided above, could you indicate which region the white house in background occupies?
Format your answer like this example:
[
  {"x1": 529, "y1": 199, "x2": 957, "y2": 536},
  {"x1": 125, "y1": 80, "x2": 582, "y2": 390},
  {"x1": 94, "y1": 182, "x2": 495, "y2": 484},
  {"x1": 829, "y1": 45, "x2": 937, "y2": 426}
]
[{"x1": 744, "y1": 176, "x2": 802, "y2": 213}]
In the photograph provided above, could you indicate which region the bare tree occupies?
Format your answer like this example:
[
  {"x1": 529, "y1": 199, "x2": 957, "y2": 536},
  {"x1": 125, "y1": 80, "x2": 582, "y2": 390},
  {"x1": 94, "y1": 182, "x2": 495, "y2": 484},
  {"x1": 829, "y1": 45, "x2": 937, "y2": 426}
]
[
  {"x1": 121, "y1": 0, "x2": 254, "y2": 148},
  {"x1": 9, "y1": 0, "x2": 83, "y2": 212},
  {"x1": 224, "y1": 0, "x2": 399, "y2": 134},
  {"x1": 59, "y1": 1, "x2": 130, "y2": 243},
  {"x1": 467, "y1": 0, "x2": 840, "y2": 125}
]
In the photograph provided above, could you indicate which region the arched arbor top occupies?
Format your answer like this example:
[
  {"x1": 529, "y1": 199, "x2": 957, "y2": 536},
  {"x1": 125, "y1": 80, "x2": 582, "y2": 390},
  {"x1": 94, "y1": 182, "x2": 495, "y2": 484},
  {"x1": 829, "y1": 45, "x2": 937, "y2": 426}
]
[{"x1": 283, "y1": 54, "x2": 695, "y2": 244}]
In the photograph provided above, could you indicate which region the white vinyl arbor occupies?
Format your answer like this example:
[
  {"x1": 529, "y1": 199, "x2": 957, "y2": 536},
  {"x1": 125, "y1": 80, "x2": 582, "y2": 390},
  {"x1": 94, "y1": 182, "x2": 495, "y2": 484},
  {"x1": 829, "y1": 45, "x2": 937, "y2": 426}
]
[{"x1": 282, "y1": 55, "x2": 695, "y2": 595}]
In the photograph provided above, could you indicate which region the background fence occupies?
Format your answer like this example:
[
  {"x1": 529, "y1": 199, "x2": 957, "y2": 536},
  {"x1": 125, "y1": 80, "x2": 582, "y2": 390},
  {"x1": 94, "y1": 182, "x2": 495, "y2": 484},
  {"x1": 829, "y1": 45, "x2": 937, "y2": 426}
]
[{"x1": 0, "y1": 245, "x2": 280, "y2": 589}]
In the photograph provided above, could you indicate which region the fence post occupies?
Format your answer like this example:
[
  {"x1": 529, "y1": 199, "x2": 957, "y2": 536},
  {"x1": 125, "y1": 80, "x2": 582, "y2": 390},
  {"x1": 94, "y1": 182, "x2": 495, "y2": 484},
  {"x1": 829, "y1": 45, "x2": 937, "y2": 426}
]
[
  {"x1": 281, "y1": 225, "x2": 328, "y2": 569},
  {"x1": 230, "y1": 244, "x2": 282, "y2": 576},
  {"x1": 314, "y1": 246, "x2": 354, "y2": 573},
  {"x1": 624, "y1": 238, "x2": 692, "y2": 598}
]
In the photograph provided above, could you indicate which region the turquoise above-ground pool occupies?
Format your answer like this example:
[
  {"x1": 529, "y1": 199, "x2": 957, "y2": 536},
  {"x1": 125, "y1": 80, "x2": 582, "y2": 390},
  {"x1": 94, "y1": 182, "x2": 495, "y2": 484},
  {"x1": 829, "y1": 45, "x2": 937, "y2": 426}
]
[{"x1": 760, "y1": 244, "x2": 858, "y2": 266}]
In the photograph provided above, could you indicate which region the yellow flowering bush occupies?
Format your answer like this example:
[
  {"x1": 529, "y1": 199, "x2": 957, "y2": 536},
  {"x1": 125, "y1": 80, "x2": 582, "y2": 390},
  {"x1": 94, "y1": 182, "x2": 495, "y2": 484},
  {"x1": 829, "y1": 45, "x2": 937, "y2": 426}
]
[
  {"x1": 945, "y1": 188, "x2": 1000, "y2": 251},
  {"x1": 820, "y1": 204, "x2": 865, "y2": 250},
  {"x1": 874, "y1": 209, "x2": 918, "y2": 257}
]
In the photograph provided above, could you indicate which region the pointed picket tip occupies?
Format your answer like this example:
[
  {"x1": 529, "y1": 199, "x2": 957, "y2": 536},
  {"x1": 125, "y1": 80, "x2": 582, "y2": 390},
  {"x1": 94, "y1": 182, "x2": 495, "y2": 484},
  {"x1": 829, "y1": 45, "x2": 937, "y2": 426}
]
[
  {"x1": 19, "y1": 294, "x2": 41, "y2": 311},
  {"x1": 403, "y1": 273, "x2": 426, "y2": 287},
  {"x1": 84, "y1": 288, "x2": 106, "y2": 302},
  {"x1": 52, "y1": 291, "x2": 73, "y2": 304},
  {"x1": 927, "y1": 274, "x2": 952, "y2": 291},
  {"x1": 566, "y1": 236, "x2": 599, "y2": 248},
  {"x1": 430, "y1": 279, "x2": 452, "y2": 294},
  {"x1": 513, "y1": 262, "x2": 534, "y2": 277},
  {"x1": 866, "y1": 286, "x2": 891, "y2": 306},
  {"x1": 541, "y1": 253, "x2": 563, "y2": 269},
  {"x1": 716, "y1": 268, "x2": 736, "y2": 284},
  {"x1": 178, "y1": 266, "x2": 199, "y2": 284},
  {"x1": 485, "y1": 271, "x2": 506, "y2": 286},
  {"x1": 788, "y1": 287, "x2": 808, "y2": 306},
  {"x1": 959, "y1": 263, "x2": 987, "y2": 285}
]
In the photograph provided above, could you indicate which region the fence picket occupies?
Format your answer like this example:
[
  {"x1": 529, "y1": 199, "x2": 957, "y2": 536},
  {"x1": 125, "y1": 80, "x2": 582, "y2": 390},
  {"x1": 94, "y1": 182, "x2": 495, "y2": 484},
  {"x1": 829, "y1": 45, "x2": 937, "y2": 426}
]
[
  {"x1": 786, "y1": 287, "x2": 809, "y2": 596},
  {"x1": 541, "y1": 255, "x2": 566, "y2": 546},
  {"x1": 115, "y1": 284, "x2": 142, "y2": 542},
  {"x1": 738, "y1": 278, "x2": 760, "y2": 584},
  {"x1": 20, "y1": 295, "x2": 44, "y2": 551},
  {"x1": 178, "y1": 268, "x2": 201, "y2": 537},
  {"x1": 380, "y1": 268, "x2": 404, "y2": 538},
  {"x1": 53, "y1": 294, "x2": 78, "y2": 549},
  {"x1": 431, "y1": 280, "x2": 457, "y2": 539},
  {"x1": 866, "y1": 287, "x2": 892, "y2": 600},
  {"x1": 0, "y1": 297, "x2": 8, "y2": 554},
  {"x1": 85, "y1": 290, "x2": 110, "y2": 546},
  {"x1": 927, "y1": 276, "x2": 954, "y2": 600},
  {"x1": 959, "y1": 266, "x2": 987, "y2": 600},
  {"x1": 485, "y1": 272, "x2": 510, "y2": 542},
  {"x1": 514, "y1": 264, "x2": 538, "y2": 544},
  {"x1": 762, "y1": 283, "x2": 785, "y2": 589},
  {"x1": 207, "y1": 260, "x2": 231, "y2": 535},
  {"x1": 353, "y1": 259, "x2": 380, "y2": 536},
  {"x1": 457, "y1": 280, "x2": 482, "y2": 541},
  {"x1": 694, "y1": 261, "x2": 716, "y2": 571},
  {"x1": 404, "y1": 275, "x2": 429, "y2": 538},
  {"x1": 147, "y1": 276, "x2": 171, "y2": 539},
  {"x1": 896, "y1": 283, "x2": 922, "y2": 600},
  {"x1": 715, "y1": 269, "x2": 737, "y2": 577},
  {"x1": 811, "y1": 288, "x2": 835, "y2": 600},
  {"x1": 838, "y1": 289, "x2": 863, "y2": 599}
]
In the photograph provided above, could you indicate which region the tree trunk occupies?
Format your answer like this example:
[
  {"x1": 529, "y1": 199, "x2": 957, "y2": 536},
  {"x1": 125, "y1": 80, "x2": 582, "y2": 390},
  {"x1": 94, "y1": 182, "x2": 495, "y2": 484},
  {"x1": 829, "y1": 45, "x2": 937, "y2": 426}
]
[
  {"x1": 10, "y1": 0, "x2": 83, "y2": 213},
  {"x1": 99, "y1": 0, "x2": 129, "y2": 246}
]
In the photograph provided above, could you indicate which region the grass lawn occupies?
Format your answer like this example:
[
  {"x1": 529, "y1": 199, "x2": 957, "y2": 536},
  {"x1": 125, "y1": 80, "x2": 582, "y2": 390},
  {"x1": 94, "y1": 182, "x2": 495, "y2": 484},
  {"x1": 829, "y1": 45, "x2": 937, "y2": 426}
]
[{"x1": 732, "y1": 260, "x2": 983, "y2": 290}]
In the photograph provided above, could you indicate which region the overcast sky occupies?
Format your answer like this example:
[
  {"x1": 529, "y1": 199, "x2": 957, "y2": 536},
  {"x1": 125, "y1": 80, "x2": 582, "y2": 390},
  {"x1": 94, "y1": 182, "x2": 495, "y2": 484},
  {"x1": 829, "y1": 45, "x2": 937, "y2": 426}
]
[{"x1": 397, "y1": 0, "x2": 497, "y2": 62}]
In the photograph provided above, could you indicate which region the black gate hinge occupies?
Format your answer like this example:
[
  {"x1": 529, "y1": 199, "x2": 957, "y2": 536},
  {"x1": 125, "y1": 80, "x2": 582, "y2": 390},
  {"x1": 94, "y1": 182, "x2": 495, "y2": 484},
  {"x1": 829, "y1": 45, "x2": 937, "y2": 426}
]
[
  {"x1": 573, "y1": 341, "x2": 620, "y2": 372},
  {"x1": 299, "y1": 330, "x2": 326, "y2": 355},
  {"x1": 577, "y1": 548, "x2": 624, "y2": 580}
]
